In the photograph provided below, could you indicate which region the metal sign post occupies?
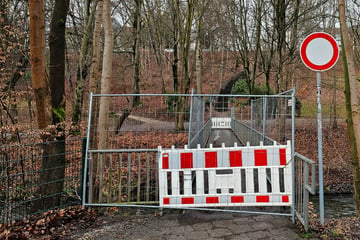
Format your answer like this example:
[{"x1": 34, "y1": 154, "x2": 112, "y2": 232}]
[
  {"x1": 300, "y1": 32, "x2": 339, "y2": 224},
  {"x1": 316, "y1": 71, "x2": 324, "y2": 224}
]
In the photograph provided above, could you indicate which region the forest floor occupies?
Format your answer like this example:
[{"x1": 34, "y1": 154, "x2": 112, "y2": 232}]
[{"x1": 1, "y1": 118, "x2": 359, "y2": 240}]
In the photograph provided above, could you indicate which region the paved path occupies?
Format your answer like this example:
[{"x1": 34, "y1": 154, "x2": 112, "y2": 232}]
[
  {"x1": 89, "y1": 117, "x2": 311, "y2": 240},
  {"x1": 207, "y1": 129, "x2": 242, "y2": 147},
  {"x1": 70, "y1": 210, "x2": 308, "y2": 240}
]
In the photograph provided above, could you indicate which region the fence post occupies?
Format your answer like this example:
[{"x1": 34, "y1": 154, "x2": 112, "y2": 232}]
[
  {"x1": 250, "y1": 100, "x2": 253, "y2": 129},
  {"x1": 291, "y1": 88, "x2": 296, "y2": 223},
  {"x1": 81, "y1": 137, "x2": 87, "y2": 202},
  {"x1": 262, "y1": 97, "x2": 267, "y2": 142},
  {"x1": 188, "y1": 89, "x2": 195, "y2": 145}
]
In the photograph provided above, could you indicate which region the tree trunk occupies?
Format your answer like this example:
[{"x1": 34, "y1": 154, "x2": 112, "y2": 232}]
[
  {"x1": 176, "y1": 0, "x2": 194, "y2": 131},
  {"x1": 250, "y1": 0, "x2": 262, "y2": 93},
  {"x1": 114, "y1": 0, "x2": 143, "y2": 134},
  {"x1": 131, "y1": 0, "x2": 142, "y2": 107},
  {"x1": 171, "y1": 0, "x2": 181, "y2": 130},
  {"x1": 194, "y1": 2, "x2": 203, "y2": 94},
  {"x1": 72, "y1": 0, "x2": 97, "y2": 126},
  {"x1": 274, "y1": 0, "x2": 286, "y2": 93},
  {"x1": 29, "y1": 0, "x2": 51, "y2": 210},
  {"x1": 95, "y1": 0, "x2": 113, "y2": 203},
  {"x1": 39, "y1": 140, "x2": 66, "y2": 209},
  {"x1": 49, "y1": 0, "x2": 69, "y2": 125},
  {"x1": 89, "y1": 0, "x2": 103, "y2": 94},
  {"x1": 88, "y1": 0, "x2": 103, "y2": 204},
  {"x1": 339, "y1": 0, "x2": 360, "y2": 216},
  {"x1": 144, "y1": 0, "x2": 166, "y2": 93},
  {"x1": 29, "y1": 0, "x2": 51, "y2": 129},
  {"x1": 171, "y1": 0, "x2": 179, "y2": 93},
  {"x1": 39, "y1": 0, "x2": 69, "y2": 210},
  {"x1": 97, "y1": 0, "x2": 113, "y2": 156},
  {"x1": 274, "y1": 0, "x2": 287, "y2": 142}
]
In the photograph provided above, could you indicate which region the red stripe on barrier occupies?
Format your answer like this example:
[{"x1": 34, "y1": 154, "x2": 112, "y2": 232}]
[
  {"x1": 206, "y1": 196, "x2": 219, "y2": 204},
  {"x1": 231, "y1": 196, "x2": 244, "y2": 203},
  {"x1": 181, "y1": 152, "x2": 193, "y2": 168},
  {"x1": 229, "y1": 150, "x2": 242, "y2": 167},
  {"x1": 181, "y1": 197, "x2": 194, "y2": 204},
  {"x1": 256, "y1": 195, "x2": 270, "y2": 203},
  {"x1": 162, "y1": 153, "x2": 169, "y2": 169},
  {"x1": 279, "y1": 149, "x2": 286, "y2": 165},
  {"x1": 282, "y1": 195, "x2": 289, "y2": 203},
  {"x1": 205, "y1": 152, "x2": 217, "y2": 168},
  {"x1": 255, "y1": 149, "x2": 267, "y2": 166},
  {"x1": 163, "y1": 198, "x2": 170, "y2": 205}
]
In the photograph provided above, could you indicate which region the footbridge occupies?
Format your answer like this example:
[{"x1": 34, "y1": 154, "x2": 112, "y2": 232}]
[{"x1": 82, "y1": 89, "x2": 316, "y2": 231}]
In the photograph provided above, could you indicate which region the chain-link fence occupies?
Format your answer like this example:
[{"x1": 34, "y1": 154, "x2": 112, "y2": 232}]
[
  {"x1": 0, "y1": 138, "x2": 84, "y2": 224},
  {"x1": 248, "y1": 91, "x2": 294, "y2": 145},
  {"x1": 86, "y1": 94, "x2": 191, "y2": 151},
  {"x1": 83, "y1": 92, "x2": 296, "y2": 205},
  {"x1": 84, "y1": 94, "x2": 192, "y2": 206}
]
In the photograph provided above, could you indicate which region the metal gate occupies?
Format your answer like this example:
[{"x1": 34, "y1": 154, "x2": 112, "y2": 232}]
[{"x1": 82, "y1": 90, "x2": 315, "y2": 230}]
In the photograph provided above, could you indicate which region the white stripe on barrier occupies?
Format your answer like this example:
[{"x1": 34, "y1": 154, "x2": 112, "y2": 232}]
[{"x1": 158, "y1": 141, "x2": 292, "y2": 208}]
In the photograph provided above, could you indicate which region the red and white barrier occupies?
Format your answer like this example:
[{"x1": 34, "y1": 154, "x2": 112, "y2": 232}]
[{"x1": 158, "y1": 141, "x2": 292, "y2": 208}]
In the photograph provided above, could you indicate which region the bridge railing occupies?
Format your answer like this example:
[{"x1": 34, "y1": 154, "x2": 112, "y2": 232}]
[
  {"x1": 84, "y1": 149, "x2": 159, "y2": 206},
  {"x1": 232, "y1": 119, "x2": 275, "y2": 146},
  {"x1": 294, "y1": 152, "x2": 316, "y2": 231},
  {"x1": 188, "y1": 120, "x2": 212, "y2": 149}
]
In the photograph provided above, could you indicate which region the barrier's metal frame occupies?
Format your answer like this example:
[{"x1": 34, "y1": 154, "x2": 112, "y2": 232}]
[{"x1": 82, "y1": 89, "x2": 315, "y2": 230}]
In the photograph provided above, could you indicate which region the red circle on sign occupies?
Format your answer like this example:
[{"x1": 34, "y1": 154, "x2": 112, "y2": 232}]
[{"x1": 300, "y1": 32, "x2": 339, "y2": 71}]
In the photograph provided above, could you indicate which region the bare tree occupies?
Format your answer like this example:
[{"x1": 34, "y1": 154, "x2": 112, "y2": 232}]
[
  {"x1": 175, "y1": 0, "x2": 194, "y2": 130},
  {"x1": 114, "y1": 0, "x2": 144, "y2": 134},
  {"x1": 98, "y1": 0, "x2": 113, "y2": 149},
  {"x1": 37, "y1": 0, "x2": 70, "y2": 210},
  {"x1": 29, "y1": 0, "x2": 51, "y2": 129},
  {"x1": 72, "y1": 0, "x2": 98, "y2": 126},
  {"x1": 130, "y1": 0, "x2": 142, "y2": 106},
  {"x1": 339, "y1": 0, "x2": 360, "y2": 216},
  {"x1": 193, "y1": 0, "x2": 211, "y2": 94},
  {"x1": 89, "y1": 0, "x2": 103, "y2": 95},
  {"x1": 95, "y1": 0, "x2": 113, "y2": 203},
  {"x1": 49, "y1": 0, "x2": 69, "y2": 125},
  {"x1": 143, "y1": 0, "x2": 167, "y2": 93},
  {"x1": 171, "y1": 0, "x2": 180, "y2": 93},
  {"x1": 87, "y1": 0, "x2": 103, "y2": 204}
]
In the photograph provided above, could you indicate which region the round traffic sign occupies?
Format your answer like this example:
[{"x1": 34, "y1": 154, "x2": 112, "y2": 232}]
[{"x1": 300, "y1": 32, "x2": 339, "y2": 72}]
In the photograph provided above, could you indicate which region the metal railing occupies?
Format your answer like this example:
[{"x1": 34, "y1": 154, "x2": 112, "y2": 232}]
[
  {"x1": 295, "y1": 152, "x2": 316, "y2": 231},
  {"x1": 188, "y1": 120, "x2": 212, "y2": 148},
  {"x1": 0, "y1": 138, "x2": 84, "y2": 224},
  {"x1": 84, "y1": 149, "x2": 159, "y2": 206},
  {"x1": 232, "y1": 119, "x2": 275, "y2": 146}
]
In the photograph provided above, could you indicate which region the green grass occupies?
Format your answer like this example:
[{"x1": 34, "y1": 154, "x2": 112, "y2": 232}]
[
  {"x1": 301, "y1": 103, "x2": 317, "y2": 118},
  {"x1": 300, "y1": 102, "x2": 346, "y2": 119}
]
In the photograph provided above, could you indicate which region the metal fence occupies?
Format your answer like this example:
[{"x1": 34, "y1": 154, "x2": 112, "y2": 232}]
[
  {"x1": 234, "y1": 116, "x2": 316, "y2": 230},
  {"x1": 86, "y1": 94, "x2": 191, "y2": 151},
  {"x1": 295, "y1": 152, "x2": 316, "y2": 231},
  {"x1": 0, "y1": 138, "x2": 84, "y2": 224},
  {"x1": 83, "y1": 92, "x2": 295, "y2": 205},
  {"x1": 83, "y1": 94, "x2": 193, "y2": 207},
  {"x1": 249, "y1": 90, "x2": 295, "y2": 145}
]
